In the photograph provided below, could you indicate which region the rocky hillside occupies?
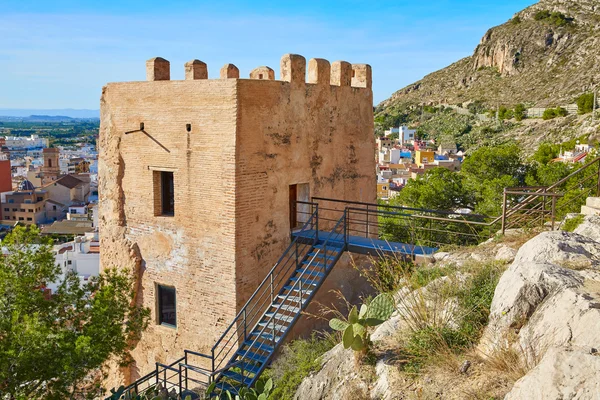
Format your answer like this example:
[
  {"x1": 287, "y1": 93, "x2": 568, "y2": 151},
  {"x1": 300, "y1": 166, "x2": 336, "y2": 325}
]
[
  {"x1": 293, "y1": 215, "x2": 600, "y2": 399},
  {"x1": 378, "y1": 0, "x2": 600, "y2": 111}
]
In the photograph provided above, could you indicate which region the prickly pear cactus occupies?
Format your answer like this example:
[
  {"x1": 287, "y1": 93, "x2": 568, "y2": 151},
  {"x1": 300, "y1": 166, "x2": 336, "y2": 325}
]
[{"x1": 328, "y1": 293, "x2": 395, "y2": 352}]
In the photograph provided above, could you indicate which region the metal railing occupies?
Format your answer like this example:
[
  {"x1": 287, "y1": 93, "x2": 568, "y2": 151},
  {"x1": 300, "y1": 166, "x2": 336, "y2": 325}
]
[
  {"x1": 501, "y1": 157, "x2": 600, "y2": 232},
  {"x1": 312, "y1": 197, "x2": 498, "y2": 251}
]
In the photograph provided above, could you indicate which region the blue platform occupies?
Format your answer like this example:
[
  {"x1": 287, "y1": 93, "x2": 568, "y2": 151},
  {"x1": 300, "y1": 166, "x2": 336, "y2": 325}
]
[{"x1": 292, "y1": 229, "x2": 438, "y2": 258}]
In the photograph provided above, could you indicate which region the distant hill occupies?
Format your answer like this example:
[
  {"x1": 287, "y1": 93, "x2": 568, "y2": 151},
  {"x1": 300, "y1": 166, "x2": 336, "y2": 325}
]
[
  {"x1": 0, "y1": 109, "x2": 99, "y2": 119},
  {"x1": 375, "y1": 0, "x2": 600, "y2": 152},
  {"x1": 378, "y1": 0, "x2": 600, "y2": 111}
]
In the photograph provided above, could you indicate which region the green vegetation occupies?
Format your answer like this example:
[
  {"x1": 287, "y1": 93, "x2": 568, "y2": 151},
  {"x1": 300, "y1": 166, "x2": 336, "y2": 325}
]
[
  {"x1": 109, "y1": 386, "x2": 194, "y2": 400},
  {"x1": 514, "y1": 103, "x2": 526, "y2": 121},
  {"x1": 576, "y1": 92, "x2": 596, "y2": 114},
  {"x1": 542, "y1": 107, "x2": 568, "y2": 120},
  {"x1": 383, "y1": 139, "x2": 594, "y2": 247},
  {"x1": 0, "y1": 119, "x2": 98, "y2": 147},
  {"x1": 329, "y1": 294, "x2": 395, "y2": 352},
  {"x1": 0, "y1": 226, "x2": 150, "y2": 399},
  {"x1": 534, "y1": 10, "x2": 573, "y2": 27},
  {"x1": 264, "y1": 334, "x2": 335, "y2": 400},
  {"x1": 562, "y1": 214, "x2": 585, "y2": 232},
  {"x1": 399, "y1": 261, "x2": 504, "y2": 372},
  {"x1": 396, "y1": 168, "x2": 474, "y2": 212},
  {"x1": 204, "y1": 378, "x2": 273, "y2": 400}
]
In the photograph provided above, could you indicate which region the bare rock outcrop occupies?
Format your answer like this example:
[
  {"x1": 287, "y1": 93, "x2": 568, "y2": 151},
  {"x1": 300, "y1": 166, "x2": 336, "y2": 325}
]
[{"x1": 505, "y1": 347, "x2": 600, "y2": 399}]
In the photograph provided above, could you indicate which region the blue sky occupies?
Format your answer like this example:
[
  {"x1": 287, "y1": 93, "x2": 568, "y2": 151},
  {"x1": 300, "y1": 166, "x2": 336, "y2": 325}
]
[{"x1": 0, "y1": 0, "x2": 536, "y2": 110}]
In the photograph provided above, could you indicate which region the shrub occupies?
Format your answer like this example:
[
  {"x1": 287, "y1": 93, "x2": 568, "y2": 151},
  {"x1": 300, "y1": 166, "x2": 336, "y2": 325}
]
[
  {"x1": 534, "y1": 10, "x2": 551, "y2": 20},
  {"x1": 264, "y1": 335, "x2": 335, "y2": 400},
  {"x1": 534, "y1": 10, "x2": 573, "y2": 27},
  {"x1": 562, "y1": 214, "x2": 584, "y2": 232},
  {"x1": 511, "y1": 16, "x2": 522, "y2": 24},
  {"x1": 576, "y1": 92, "x2": 596, "y2": 114},
  {"x1": 399, "y1": 261, "x2": 504, "y2": 372},
  {"x1": 514, "y1": 103, "x2": 526, "y2": 121},
  {"x1": 542, "y1": 107, "x2": 567, "y2": 120}
]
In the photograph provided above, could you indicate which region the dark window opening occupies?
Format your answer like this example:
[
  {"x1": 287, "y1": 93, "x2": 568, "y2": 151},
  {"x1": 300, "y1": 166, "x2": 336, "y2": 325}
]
[
  {"x1": 157, "y1": 285, "x2": 176, "y2": 327},
  {"x1": 48, "y1": 159, "x2": 52, "y2": 168},
  {"x1": 258, "y1": 73, "x2": 263, "y2": 79},
  {"x1": 160, "y1": 171, "x2": 175, "y2": 216}
]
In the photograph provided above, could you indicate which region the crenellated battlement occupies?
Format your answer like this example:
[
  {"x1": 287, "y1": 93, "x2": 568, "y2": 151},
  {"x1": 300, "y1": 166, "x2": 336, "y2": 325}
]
[{"x1": 145, "y1": 54, "x2": 371, "y2": 89}]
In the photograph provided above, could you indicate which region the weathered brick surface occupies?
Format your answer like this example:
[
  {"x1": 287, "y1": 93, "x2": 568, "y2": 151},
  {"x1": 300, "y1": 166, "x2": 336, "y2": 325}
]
[{"x1": 99, "y1": 55, "x2": 375, "y2": 388}]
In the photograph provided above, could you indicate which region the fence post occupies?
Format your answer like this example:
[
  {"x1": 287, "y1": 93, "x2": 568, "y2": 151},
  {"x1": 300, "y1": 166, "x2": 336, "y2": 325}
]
[
  {"x1": 597, "y1": 160, "x2": 600, "y2": 197},
  {"x1": 184, "y1": 352, "x2": 188, "y2": 390},
  {"x1": 155, "y1": 363, "x2": 159, "y2": 387},
  {"x1": 179, "y1": 363, "x2": 183, "y2": 395},
  {"x1": 501, "y1": 189, "x2": 507, "y2": 235},
  {"x1": 315, "y1": 205, "x2": 319, "y2": 242},
  {"x1": 541, "y1": 188, "x2": 547, "y2": 228},
  {"x1": 366, "y1": 204, "x2": 370, "y2": 238},
  {"x1": 243, "y1": 309, "x2": 247, "y2": 341},
  {"x1": 551, "y1": 195, "x2": 557, "y2": 231}
]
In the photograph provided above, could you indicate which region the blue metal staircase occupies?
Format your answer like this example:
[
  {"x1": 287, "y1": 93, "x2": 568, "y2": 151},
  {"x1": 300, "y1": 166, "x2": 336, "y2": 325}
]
[
  {"x1": 212, "y1": 214, "x2": 346, "y2": 394},
  {"x1": 113, "y1": 206, "x2": 348, "y2": 398}
]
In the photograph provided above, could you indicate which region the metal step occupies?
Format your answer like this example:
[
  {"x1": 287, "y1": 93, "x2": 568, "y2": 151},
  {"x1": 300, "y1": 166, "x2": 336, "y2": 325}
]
[
  {"x1": 270, "y1": 303, "x2": 301, "y2": 314},
  {"x1": 301, "y1": 260, "x2": 328, "y2": 269},
  {"x1": 289, "y1": 276, "x2": 319, "y2": 286},
  {"x1": 237, "y1": 361, "x2": 261, "y2": 376},
  {"x1": 295, "y1": 268, "x2": 325, "y2": 278},
  {"x1": 221, "y1": 370, "x2": 253, "y2": 386},
  {"x1": 257, "y1": 320, "x2": 289, "y2": 333},
  {"x1": 314, "y1": 242, "x2": 344, "y2": 250},
  {"x1": 276, "y1": 294, "x2": 305, "y2": 303},
  {"x1": 283, "y1": 285, "x2": 314, "y2": 296},
  {"x1": 264, "y1": 312, "x2": 294, "y2": 324},
  {"x1": 308, "y1": 252, "x2": 336, "y2": 261},
  {"x1": 242, "y1": 340, "x2": 274, "y2": 354},
  {"x1": 249, "y1": 331, "x2": 282, "y2": 343},
  {"x1": 236, "y1": 349, "x2": 268, "y2": 364}
]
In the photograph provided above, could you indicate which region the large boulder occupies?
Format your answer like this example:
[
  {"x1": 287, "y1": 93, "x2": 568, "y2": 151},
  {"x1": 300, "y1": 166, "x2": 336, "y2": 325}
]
[
  {"x1": 480, "y1": 230, "x2": 600, "y2": 359},
  {"x1": 504, "y1": 347, "x2": 600, "y2": 399},
  {"x1": 293, "y1": 344, "x2": 369, "y2": 400}
]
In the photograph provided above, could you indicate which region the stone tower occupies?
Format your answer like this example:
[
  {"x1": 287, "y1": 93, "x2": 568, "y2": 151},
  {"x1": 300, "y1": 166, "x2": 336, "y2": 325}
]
[
  {"x1": 41, "y1": 147, "x2": 60, "y2": 184},
  {"x1": 99, "y1": 54, "x2": 375, "y2": 386}
]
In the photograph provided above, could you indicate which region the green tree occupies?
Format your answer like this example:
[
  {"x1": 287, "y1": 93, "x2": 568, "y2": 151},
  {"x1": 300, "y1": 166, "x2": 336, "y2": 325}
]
[
  {"x1": 0, "y1": 226, "x2": 150, "y2": 399},
  {"x1": 461, "y1": 143, "x2": 524, "y2": 183},
  {"x1": 514, "y1": 103, "x2": 526, "y2": 121},
  {"x1": 395, "y1": 168, "x2": 474, "y2": 211},
  {"x1": 542, "y1": 108, "x2": 557, "y2": 120},
  {"x1": 531, "y1": 142, "x2": 561, "y2": 165},
  {"x1": 576, "y1": 93, "x2": 596, "y2": 114}
]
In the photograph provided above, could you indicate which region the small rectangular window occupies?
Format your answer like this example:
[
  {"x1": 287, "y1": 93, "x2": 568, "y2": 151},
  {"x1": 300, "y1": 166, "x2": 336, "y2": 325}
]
[
  {"x1": 157, "y1": 284, "x2": 176, "y2": 327},
  {"x1": 3, "y1": 208, "x2": 7, "y2": 212},
  {"x1": 154, "y1": 171, "x2": 175, "y2": 216},
  {"x1": 27, "y1": 217, "x2": 32, "y2": 221}
]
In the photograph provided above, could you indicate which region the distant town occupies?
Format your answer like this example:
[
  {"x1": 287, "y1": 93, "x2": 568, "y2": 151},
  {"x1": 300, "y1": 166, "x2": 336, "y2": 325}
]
[
  {"x1": 0, "y1": 116, "x2": 99, "y2": 295},
  {"x1": 376, "y1": 125, "x2": 593, "y2": 201}
]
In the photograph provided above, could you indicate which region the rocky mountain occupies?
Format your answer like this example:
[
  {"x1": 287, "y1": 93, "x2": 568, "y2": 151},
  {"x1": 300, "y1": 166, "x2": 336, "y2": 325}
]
[{"x1": 378, "y1": 0, "x2": 600, "y2": 111}]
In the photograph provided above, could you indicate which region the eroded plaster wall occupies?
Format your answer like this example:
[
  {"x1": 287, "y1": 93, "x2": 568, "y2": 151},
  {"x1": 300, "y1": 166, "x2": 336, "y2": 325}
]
[
  {"x1": 234, "y1": 56, "x2": 376, "y2": 335},
  {"x1": 99, "y1": 79, "x2": 239, "y2": 385}
]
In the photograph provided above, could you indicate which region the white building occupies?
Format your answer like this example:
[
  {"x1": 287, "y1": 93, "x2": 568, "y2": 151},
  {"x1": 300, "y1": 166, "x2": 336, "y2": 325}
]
[
  {"x1": 4, "y1": 135, "x2": 49, "y2": 150},
  {"x1": 399, "y1": 126, "x2": 416, "y2": 146},
  {"x1": 48, "y1": 234, "x2": 100, "y2": 293}
]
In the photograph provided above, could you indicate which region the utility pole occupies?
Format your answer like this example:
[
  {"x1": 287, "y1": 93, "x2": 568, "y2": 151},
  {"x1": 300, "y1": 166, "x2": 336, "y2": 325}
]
[{"x1": 593, "y1": 88, "x2": 597, "y2": 124}]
